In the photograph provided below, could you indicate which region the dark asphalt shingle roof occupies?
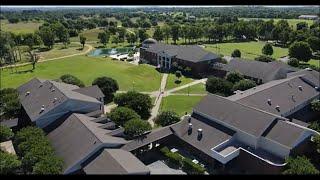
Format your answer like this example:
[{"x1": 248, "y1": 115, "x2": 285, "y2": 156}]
[
  {"x1": 144, "y1": 43, "x2": 220, "y2": 63},
  {"x1": 193, "y1": 94, "x2": 278, "y2": 137},
  {"x1": 223, "y1": 58, "x2": 296, "y2": 83},
  {"x1": 83, "y1": 149, "x2": 150, "y2": 174},
  {"x1": 287, "y1": 69, "x2": 320, "y2": 87},
  {"x1": 73, "y1": 85, "x2": 105, "y2": 99},
  {"x1": 47, "y1": 113, "x2": 127, "y2": 173}
]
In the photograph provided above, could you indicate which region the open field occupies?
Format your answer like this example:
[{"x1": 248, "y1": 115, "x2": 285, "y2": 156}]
[
  {"x1": 239, "y1": 18, "x2": 315, "y2": 30},
  {"x1": 160, "y1": 95, "x2": 204, "y2": 116},
  {"x1": 38, "y1": 43, "x2": 89, "y2": 60},
  {"x1": 174, "y1": 83, "x2": 207, "y2": 94},
  {"x1": 205, "y1": 41, "x2": 289, "y2": 60},
  {"x1": 165, "y1": 74, "x2": 194, "y2": 90},
  {"x1": 70, "y1": 28, "x2": 105, "y2": 42},
  {"x1": 0, "y1": 20, "x2": 43, "y2": 34},
  {"x1": 1, "y1": 55, "x2": 161, "y2": 92}
]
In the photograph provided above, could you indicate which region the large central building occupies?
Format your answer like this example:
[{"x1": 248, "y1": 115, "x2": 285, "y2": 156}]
[{"x1": 140, "y1": 38, "x2": 221, "y2": 75}]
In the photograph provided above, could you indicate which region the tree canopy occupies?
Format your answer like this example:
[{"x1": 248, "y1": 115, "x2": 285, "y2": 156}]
[
  {"x1": 0, "y1": 125, "x2": 14, "y2": 142},
  {"x1": 155, "y1": 111, "x2": 180, "y2": 127},
  {"x1": 232, "y1": 79, "x2": 256, "y2": 91},
  {"x1": 206, "y1": 77, "x2": 233, "y2": 96},
  {"x1": 60, "y1": 74, "x2": 85, "y2": 87},
  {"x1": 262, "y1": 43, "x2": 274, "y2": 56},
  {"x1": 0, "y1": 88, "x2": 21, "y2": 121},
  {"x1": 231, "y1": 49, "x2": 241, "y2": 58},
  {"x1": 283, "y1": 156, "x2": 319, "y2": 175},
  {"x1": 92, "y1": 76, "x2": 119, "y2": 104},
  {"x1": 124, "y1": 118, "x2": 151, "y2": 139},
  {"x1": 109, "y1": 107, "x2": 140, "y2": 126},
  {"x1": 289, "y1": 41, "x2": 312, "y2": 62},
  {"x1": 0, "y1": 151, "x2": 21, "y2": 174},
  {"x1": 226, "y1": 72, "x2": 244, "y2": 84}
]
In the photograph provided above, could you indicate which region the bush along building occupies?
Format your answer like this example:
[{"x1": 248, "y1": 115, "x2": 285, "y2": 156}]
[{"x1": 139, "y1": 38, "x2": 222, "y2": 77}]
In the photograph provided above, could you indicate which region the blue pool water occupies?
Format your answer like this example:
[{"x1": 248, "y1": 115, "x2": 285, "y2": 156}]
[{"x1": 89, "y1": 47, "x2": 135, "y2": 56}]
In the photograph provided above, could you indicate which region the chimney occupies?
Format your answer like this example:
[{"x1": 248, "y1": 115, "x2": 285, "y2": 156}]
[
  {"x1": 275, "y1": 105, "x2": 280, "y2": 112},
  {"x1": 298, "y1": 86, "x2": 302, "y2": 91},
  {"x1": 267, "y1": 99, "x2": 271, "y2": 105},
  {"x1": 197, "y1": 128, "x2": 203, "y2": 137},
  {"x1": 25, "y1": 91, "x2": 30, "y2": 96},
  {"x1": 188, "y1": 123, "x2": 193, "y2": 130}
]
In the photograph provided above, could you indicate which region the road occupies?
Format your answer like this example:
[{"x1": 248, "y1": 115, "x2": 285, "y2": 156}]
[{"x1": 1, "y1": 43, "x2": 93, "y2": 69}]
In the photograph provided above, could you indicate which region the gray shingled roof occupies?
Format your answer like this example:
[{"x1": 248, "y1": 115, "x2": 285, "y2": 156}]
[
  {"x1": 47, "y1": 113, "x2": 127, "y2": 173},
  {"x1": 223, "y1": 58, "x2": 296, "y2": 83},
  {"x1": 83, "y1": 149, "x2": 150, "y2": 175},
  {"x1": 73, "y1": 85, "x2": 105, "y2": 99},
  {"x1": 263, "y1": 120, "x2": 308, "y2": 148},
  {"x1": 287, "y1": 68, "x2": 320, "y2": 87},
  {"x1": 144, "y1": 43, "x2": 220, "y2": 63},
  {"x1": 193, "y1": 94, "x2": 278, "y2": 137},
  {"x1": 17, "y1": 78, "x2": 101, "y2": 122},
  {"x1": 235, "y1": 75, "x2": 319, "y2": 116}
]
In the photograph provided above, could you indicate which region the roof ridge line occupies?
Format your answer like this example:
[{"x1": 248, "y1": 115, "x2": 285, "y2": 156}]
[{"x1": 75, "y1": 113, "x2": 104, "y2": 143}]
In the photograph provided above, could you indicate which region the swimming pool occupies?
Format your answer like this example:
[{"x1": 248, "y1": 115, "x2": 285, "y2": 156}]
[{"x1": 88, "y1": 47, "x2": 135, "y2": 56}]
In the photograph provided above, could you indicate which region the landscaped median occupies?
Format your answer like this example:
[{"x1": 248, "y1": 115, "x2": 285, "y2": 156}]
[{"x1": 160, "y1": 146, "x2": 206, "y2": 175}]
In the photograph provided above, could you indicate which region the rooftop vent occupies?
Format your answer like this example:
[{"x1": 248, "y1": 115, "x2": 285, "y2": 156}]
[
  {"x1": 298, "y1": 86, "x2": 302, "y2": 91},
  {"x1": 188, "y1": 116, "x2": 191, "y2": 123},
  {"x1": 51, "y1": 88, "x2": 55, "y2": 92},
  {"x1": 39, "y1": 84, "x2": 43, "y2": 88},
  {"x1": 275, "y1": 105, "x2": 280, "y2": 112},
  {"x1": 188, "y1": 123, "x2": 193, "y2": 130},
  {"x1": 267, "y1": 99, "x2": 271, "y2": 105},
  {"x1": 197, "y1": 128, "x2": 203, "y2": 140},
  {"x1": 315, "y1": 86, "x2": 319, "y2": 90},
  {"x1": 53, "y1": 98, "x2": 58, "y2": 102},
  {"x1": 305, "y1": 67, "x2": 312, "y2": 71},
  {"x1": 25, "y1": 91, "x2": 30, "y2": 96},
  {"x1": 40, "y1": 107, "x2": 45, "y2": 113}
]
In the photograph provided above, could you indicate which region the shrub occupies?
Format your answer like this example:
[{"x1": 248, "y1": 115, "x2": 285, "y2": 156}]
[
  {"x1": 60, "y1": 74, "x2": 85, "y2": 87},
  {"x1": 160, "y1": 147, "x2": 183, "y2": 167},
  {"x1": 313, "y1": 134, "x2": 320, "y2": 153},
  {"x1": 0, "y1": 125, "x2": 14, "y2": 142},
  {"x1": 311, "y1": 100, "x2": 320, "y2": 112},
  {"x1": 0, "y1": 88, "x2": 21, "y2": 121},
  {"x1": 124, "y1": 119, "x2": 151, "y2": 139},
  {"x1": 32, "y1": 156, "x2": 63, "y2": 175},
  {"x1": 182, "y1": 158, "x2": 206, "y2": 174},
  {"x1": 206, "y1": 77, "x2": 233, "y2": 96},
  {"x1": 308, "y1": 121, "x2": 320, "y2": 132},
  {"x1": 287, "y1": 58, "x2": 300, "y2": 67},
  {"x1": 0, "y1": 151, "x2": 21, "y2": 174},
  {"x1": 283, "y1": 156, "x2": 319, "y2": 174},
  {"x1": 233, "y1": 79, "x2": 256, "y2": 91},
  {"x1": 262, "y1": 43, "x2": 274, "y2": 56},
  {"x1": 109, "y1": 107, "x2": 140, "y2": 126},
  {"x1": 289, "y1": 41, "x2": 312, "y2": 62},
  {"x1": 231, "y1": 49, "x2": 241, "y2": 58},
  {"x1": 226, "y1": 72, "x2": 244, "y2": 84},
  {"x1": 92, "y1": 76, "x2": 119, "y2": 104},
  {"x1": 155, "y1": 111, "x2": 180, "y2": 126},
  {"x1": 254, "y1": 55, "x2": 275, "y2": 62}
]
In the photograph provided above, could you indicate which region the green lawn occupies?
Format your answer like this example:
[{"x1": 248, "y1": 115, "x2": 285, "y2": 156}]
[
  {"x1": 174, "y1": 83, "x2": 207, "y2": 94},
  {"x1": 1, "y1": 55, "x2": 161, "y2": 92},
  {"x1": 70, "y1": 28, "x2": 105, "y2": 42},
  {"x1": 160, "y1": 95, "x2": 204, "y2": 117},
  {"x1": 165, "y1": 74, "x2": 194, "y2": 90},
  {"x1": 308, "y1": 59, "x2": 320, "y2": 67},
  {"x1": 0, "y1": 20, "x2": 43, "y2": 34},
  {"x1": 239, "y1": 18, "x2": 314, "y2": 30},
  {"x1": 205, "y1": 41, "x2": 288, "y2": 60},
  {"x1": 38, "y1": 43, "x2": 89, "y2": 60}
]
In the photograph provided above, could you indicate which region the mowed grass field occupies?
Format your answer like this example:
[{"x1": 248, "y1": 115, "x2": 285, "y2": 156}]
[
  {"x1": 160, "y1": 95, "x2": 204, "y2": 116},
  {"x1": 70, "y1": 28, "x2": 105, "y2": 42},
  {"x1": 0, "y1": 20, "x2": 43, "y2": 34},
  {"x1": 239, "y1": 18, "x2": 315, "y2": 30},
  {"x1": 38, "y1": 43, "x2": 89, "y2": 60},
  {"x1": 165, "y1": 74, "x2": 194, "y2": 90},
  {"x1": 205, "y1": 41, "x2": 289, "y2": 60},
  {"x1": 174, "y1": 83, "x2": 207, "y2": 94},
  {"x1": 1, "y1": 55, "x2": 161, "y2": 92}
]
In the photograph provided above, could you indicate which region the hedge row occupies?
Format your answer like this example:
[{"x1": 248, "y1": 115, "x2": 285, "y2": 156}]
[{"x1": 160, "y1": 146, "x2": 206, "y2": 174}]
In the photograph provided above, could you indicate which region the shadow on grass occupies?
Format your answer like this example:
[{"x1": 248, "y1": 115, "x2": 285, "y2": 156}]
[
  {"x1": 13, "y1": 69, "x2": 34, "y2": 74},
  {"x1": 174, "y1": 80, "x2": 182, "y2": 84}
]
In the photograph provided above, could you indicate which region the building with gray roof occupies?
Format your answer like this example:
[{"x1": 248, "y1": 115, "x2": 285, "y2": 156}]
[
  {"x1": 16, "y1": 78, "x2": 105, "y2": 129},
  {"x1": 140, "y1": 41, "x2": 220, "y2": 75}
]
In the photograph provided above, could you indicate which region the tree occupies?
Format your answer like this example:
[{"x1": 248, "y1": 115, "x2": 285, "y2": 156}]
[
  {"x1": 60, "y1": 28, "x2": 70, "y2": 48},
  {"x1": 79, "y1": 35, "x2": 86, "y2": 49},
  {"x1": 153, "y1": 26, "x2": 164, "y2": 41},
  {"x1": 98, "y1": 32, "x2": 110, "y2": 46},
  {"x1": 114, "y1": 91, "x2": 153, "y2": 119},
  {"x1": 23, "y1": 33, "x2": 42, "y2": 49},
  {"x1": 162, "y1": 25, "x2": 171, "y2": 43},
  {"x1": 296, "y1": 22, "x2": 308, "y2": 31},
  {"x1": 206, "y1": 77, "x2": 233, "y2": 96},
  {"x1": 0, "y1": 151, "x2": 21, "y2": 174},
  {"x1": 92, "y1": 76, "x2": 119, "y2": 104},
  {"x1": 170, "y1": 24, "x2": 180, "y2": 44},
  {"x1": 254, "y1": 55, "x2": 275, "y2": 62},
  {"x1": 308, "y1": 121, "x2": 320, "y2": 132},
  {"x1": 226, "y1": 72, "x2": 244, "y2": 84},
  {"x1": 60, "y1": 74, "x2": 85, "y2": 87},
  {"x1": 124, "y1": 118, "x2": 151, "y2": 139},
  {"x1": 289, "y1": 41, "x2": 313, "y2": 62},
  {"x1": 126, "y1": 32, "x2": 137, "y2": 45},
  {"x1": 137, "y1": 29, "x2": 149, "y2": 43},
  {"x1": 283, "y1": 156, "x2": 319, "y2": 174},
  {"x1": 287, "y1": 58, "x2": 300, "y2": 67},
  {"x1": 313, "y1": 135, "x2": 320, "y2": 153},
  {"x1": 262, "y1": 43, "x2": 274, "y2": 56},
  {"x1": 0, "y1": 88, "x2": 21, "y2": 121},
  {"x1": 32, "y1": 156, "x2": 63, "y2": 174},
  {"x1": 110, "y1": 35, "x2": 120, "y2": 44},
  {"x1": 233, "y1": 79, "x2": 256, "y2": 91},
  {"x1": 109, "y1": 107, "x2": 140, "y2": 126},
  {"x1": 175, "y1": 70, "x2": 182, "y2": 82},
  {"x1": 38, "y1": 26, "x2": 55, "y2": 49},
  {"x1": 155, "y1": 111, "x2": 180, "y2": 126},
  {"x1": 307, "y1": 36, "x2": 320, "y2": 52},
  {"x1": 311, "y1": 99, "x2": 320, "y2": 112},
  {"x1": 231, "y1": 49, "x2": 241, "y2": 58},
  {"x1": 0, "y1": 125, "x2": 14, "y2": 141}
]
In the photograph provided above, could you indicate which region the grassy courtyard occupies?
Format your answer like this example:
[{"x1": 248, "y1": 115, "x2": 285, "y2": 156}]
[
  {"x1": 0, "y1": 20, "x2": 43, "y2": 34},
  {"x1": 174, "y1": 83, "x2": 207, "y2": 94},
  {"x1": 165, "y1": 74, "x2": 194, "y2": 90},
  {"x1": 160, "y1": 95, "x2": 204, "y2": 117},
  {"x1": 205, "y1": 41, "x2": 289, "y2": 60},
  {"x1": 1, "y1": 55, "x2": 162, "y2": 92}
]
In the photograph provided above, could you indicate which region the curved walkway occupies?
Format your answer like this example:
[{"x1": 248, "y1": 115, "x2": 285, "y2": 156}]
[{"x1": 1, "y1": 43, "x2": 93, "y2": 69}]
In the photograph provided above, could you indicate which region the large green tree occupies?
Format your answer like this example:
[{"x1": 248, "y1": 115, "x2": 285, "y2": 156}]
[
  {"x1": 0, "y1": 88, "x2": 21, "y2": 121},
  {"x1": 98, "y1": 32, "x2": 110, "y2": 46},
  {"x1": 232, "y1": 79, "x2": 256, "y2": 91},
  {"x1": 206, "y1": 77, "x2": 233, "y2": 96},
  {"x1": 170, "y1": 24, "x2": 180, "y2": 44},
  {"x1": 37, "y1": 26, "x2": 55, "y2": 49},
  {"x1": 109, "y1": 107, "x2": 140, "y2": 126},
  {"x1": 226, "y1": 72, "x2": 244, "y2": 84},
  {"x1": 289, "y1": 41, "x2": 313, "y2": 62},
  {"x1": 79, "y1": 35, "x2": 86, "y2": 49},
  {"x1": 155, "y1": 111, "x2": 180, "y2": 126},
  {"x1": 283, "y1": 156, "x2": 319, "y2": 174},
  {"x1": 0, "y1": 125, "x2": 14, "y2": 141},
  {"x1": 153, "y1": 26, "x2": 164, "y2": 42},
  {"x1": 262, "y1": 43, "x2": 274, "y2": 56},
  {"x1": 0, "y1": 151, "x2": 21, "y2": 174},
  {"x1": 307, "y1": 36, "x2": 320, "y2": 52},
  {"x1": 92, "y1": 76, "x2": 119, "y2": 104},
  {"x1": 124, "y1": 118, "x2": 151, "y2": 139}
]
